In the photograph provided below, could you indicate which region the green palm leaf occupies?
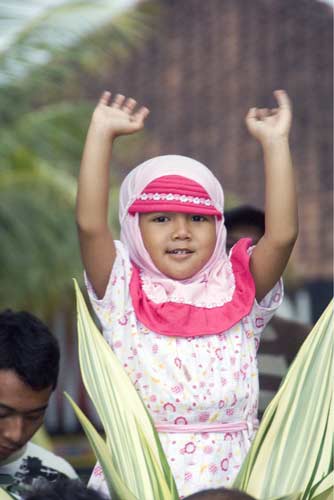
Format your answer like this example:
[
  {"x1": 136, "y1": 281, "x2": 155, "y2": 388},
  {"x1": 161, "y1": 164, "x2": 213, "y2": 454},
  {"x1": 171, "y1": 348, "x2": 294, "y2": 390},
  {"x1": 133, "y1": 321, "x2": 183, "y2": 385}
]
[
  {"x1": 65, "y1": 393, "x2": 137, "y2": 500},
  {"x1": 0, "y1": 0, "x2": 151, "y2": 86},
  {"x1": 0, "y1": 488, "x2": 14, "y2": 499},
  {"x1": 0, "y1": 1, "x2": 156, "y2": 130},
  {"x1": 69, "y1": 285, "x2": 332, "y2": 499},
  {"x1": 0, "y1": 0, "x2": 153, "y2": 315},
  {"x1": 309, "y1": 471, "x2": 333, "y2": 500},
  {"x1": 0, "y1": 158, "x2": 80, "y2": 314},
  {"x1": 233, "y1": 300, "x2": 333, "y2": 500},
  {"x1": 0, "y1": 102, "x2": 124, "y2": 313},
  {"x1": 68, "y1": 280, "x2": 179, "y2": 499},
  {"x1": 0, "y1": 102, "x2": 91, "y2": 169}
]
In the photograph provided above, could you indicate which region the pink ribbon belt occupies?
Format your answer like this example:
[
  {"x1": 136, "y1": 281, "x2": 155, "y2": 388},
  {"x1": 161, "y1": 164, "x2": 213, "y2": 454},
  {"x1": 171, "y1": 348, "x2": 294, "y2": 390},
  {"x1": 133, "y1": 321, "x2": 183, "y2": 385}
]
[{"x1": 155, "y1": 420, "x2": 258, "y2": 434}]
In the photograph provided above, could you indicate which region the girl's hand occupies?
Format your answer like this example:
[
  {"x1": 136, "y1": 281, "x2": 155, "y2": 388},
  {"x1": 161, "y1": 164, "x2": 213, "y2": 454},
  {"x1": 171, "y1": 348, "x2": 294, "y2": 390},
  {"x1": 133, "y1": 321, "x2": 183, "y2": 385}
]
[
  {"x1": 91, "y1": 91, "x2": 150, "y2": 139},
  {"x1": 245, "y1": 90, "x2": 292, "y2": 146}
]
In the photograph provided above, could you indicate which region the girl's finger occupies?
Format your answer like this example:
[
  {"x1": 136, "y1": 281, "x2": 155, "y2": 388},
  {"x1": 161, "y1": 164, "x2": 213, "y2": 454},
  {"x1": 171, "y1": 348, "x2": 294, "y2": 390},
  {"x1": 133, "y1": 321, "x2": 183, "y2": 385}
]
[
  {"x1": 274, "y1": 89, "x2": 291, "y2": 110},
  {"x1": 123, "y1": 98, "x2": 137, "y2": 114},
  {"x1": 99, "y1": 91, "x2": 111, "y2": 106},
  {"x1": 111, "y1": 94, "x2": 125, "y2": 109},
  {"x1": 258, "y1": 108, "x2": 269, "y2": 119},
  {"x1": 132, "y1": 106, "x2": 150, "y2": 122},
  {"x1": 246, "y1": 108, "x2": 257, "y2": 120}
]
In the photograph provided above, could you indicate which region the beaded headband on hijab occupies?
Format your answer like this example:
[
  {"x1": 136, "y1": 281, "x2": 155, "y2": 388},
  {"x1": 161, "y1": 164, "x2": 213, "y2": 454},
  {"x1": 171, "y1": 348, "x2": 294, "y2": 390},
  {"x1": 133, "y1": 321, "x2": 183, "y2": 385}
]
[
  {"x1": 128, "y1": 175, "x2": 222, "y2": 217},
  {"x1": 119, "y1": 155, "x2": 224, "y2": 225}
]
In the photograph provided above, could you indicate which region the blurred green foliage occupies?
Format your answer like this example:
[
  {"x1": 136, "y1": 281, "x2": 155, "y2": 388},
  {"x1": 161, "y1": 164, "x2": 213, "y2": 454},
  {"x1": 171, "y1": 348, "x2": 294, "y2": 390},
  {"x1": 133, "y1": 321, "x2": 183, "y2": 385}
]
[{"x1": 0, "y1": 0, "x2": 156, "y2": 317}]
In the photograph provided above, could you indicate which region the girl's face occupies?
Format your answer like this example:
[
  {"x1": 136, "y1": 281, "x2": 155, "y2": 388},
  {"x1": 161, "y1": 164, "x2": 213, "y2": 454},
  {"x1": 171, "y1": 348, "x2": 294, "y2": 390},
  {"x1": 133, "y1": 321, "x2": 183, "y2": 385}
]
[{"x1": 139, "y1": 212, "x2": 216, "y2": 280}]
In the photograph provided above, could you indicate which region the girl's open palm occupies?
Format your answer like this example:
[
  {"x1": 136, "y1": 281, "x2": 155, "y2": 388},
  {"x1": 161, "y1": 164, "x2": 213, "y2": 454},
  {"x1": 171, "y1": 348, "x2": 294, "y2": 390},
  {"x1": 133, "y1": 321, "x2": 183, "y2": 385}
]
[
  {"x1": 245, "y1": 90, "x2": 292, "y2": 144},
  {"x1": 92, "y1": 91, "x2": 150, "y2": 138}
]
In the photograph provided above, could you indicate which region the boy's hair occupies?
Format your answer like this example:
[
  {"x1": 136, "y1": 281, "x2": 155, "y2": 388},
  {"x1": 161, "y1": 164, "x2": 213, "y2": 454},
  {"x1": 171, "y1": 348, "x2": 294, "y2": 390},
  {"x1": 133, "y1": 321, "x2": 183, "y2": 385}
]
[
  {"x1": 184, "y1": 487, "x2": 256, "y2": 500},
  {"x1": 0, "y1": 309, "x2": 60, "y2": 391},
  {"x1": 24, "y1": 479, "x2": 106, "y2": 500},
  {"x1": 224, "y1": 205, "x2": 265, "y2": 234}
]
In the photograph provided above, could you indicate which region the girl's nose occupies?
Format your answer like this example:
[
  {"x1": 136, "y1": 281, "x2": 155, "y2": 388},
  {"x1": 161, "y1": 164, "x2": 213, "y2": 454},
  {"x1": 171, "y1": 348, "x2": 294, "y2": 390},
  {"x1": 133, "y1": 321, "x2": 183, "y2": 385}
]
[{"x1": 171, "y1": 215, "x2": 191, "y2": 240}]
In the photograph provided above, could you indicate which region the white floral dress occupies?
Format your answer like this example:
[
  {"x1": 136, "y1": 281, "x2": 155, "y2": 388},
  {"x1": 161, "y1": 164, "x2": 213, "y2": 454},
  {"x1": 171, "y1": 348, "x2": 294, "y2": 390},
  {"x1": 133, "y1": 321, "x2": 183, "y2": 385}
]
[{"x1": 86, "y1": 241, "x2": 283, "y2": 498}]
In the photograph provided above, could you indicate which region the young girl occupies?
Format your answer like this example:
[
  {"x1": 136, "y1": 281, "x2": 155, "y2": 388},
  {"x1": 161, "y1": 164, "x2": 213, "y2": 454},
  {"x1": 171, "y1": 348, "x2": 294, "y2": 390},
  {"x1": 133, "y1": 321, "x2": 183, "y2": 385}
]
[{"x1": 76, "y1": 90, "x2": 298, "y2": 498}]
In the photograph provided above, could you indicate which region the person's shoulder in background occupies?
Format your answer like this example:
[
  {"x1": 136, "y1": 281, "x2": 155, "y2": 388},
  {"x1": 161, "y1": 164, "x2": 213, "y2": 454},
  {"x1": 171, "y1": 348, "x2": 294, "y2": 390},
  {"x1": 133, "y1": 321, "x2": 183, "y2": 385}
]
[
  {"x1": 269, "y1": 315, "x2": 311, "y2": 364},
  {"x1": 0, "y1": 440, "x2": 78, "y2": 499}
]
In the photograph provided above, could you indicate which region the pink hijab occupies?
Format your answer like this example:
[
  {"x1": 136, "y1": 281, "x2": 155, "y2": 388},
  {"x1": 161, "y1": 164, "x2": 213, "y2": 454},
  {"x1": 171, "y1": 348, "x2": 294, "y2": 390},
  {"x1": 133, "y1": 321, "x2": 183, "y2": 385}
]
[{"x1": 119, "y1": 155, "x2": 255, "y2": 336}]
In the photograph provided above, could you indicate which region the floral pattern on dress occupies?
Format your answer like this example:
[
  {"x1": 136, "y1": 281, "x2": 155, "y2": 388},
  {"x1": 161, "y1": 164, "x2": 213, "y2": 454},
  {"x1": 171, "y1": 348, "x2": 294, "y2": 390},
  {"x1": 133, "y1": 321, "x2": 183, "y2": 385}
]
[{"x1": 85, "y1": 241, "x2": 283, "y2": 498}]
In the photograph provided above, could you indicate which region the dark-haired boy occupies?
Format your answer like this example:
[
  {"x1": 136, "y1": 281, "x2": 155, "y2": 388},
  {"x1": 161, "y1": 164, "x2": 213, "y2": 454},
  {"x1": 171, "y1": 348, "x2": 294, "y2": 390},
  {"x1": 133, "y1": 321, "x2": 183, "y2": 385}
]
[{"x1": 0, "y1": 310, "x2": 77, "y2": 498}]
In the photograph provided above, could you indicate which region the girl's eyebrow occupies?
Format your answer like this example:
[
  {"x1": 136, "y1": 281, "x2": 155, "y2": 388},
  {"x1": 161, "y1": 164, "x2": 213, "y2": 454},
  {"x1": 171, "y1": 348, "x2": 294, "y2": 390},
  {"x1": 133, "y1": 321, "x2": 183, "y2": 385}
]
[
  {"x1": 149, "y1": 212, "x2": 172, "y2": 219},
  {"x1": 150, "y1": 212, "x2": 172, "y2": 216}
]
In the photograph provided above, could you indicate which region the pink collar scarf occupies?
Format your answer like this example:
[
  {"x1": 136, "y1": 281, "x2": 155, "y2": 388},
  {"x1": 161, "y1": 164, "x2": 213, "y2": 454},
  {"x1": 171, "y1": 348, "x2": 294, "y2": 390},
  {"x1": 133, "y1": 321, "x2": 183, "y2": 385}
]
[{"x1": 119, "y1": 155, "x2": 255, "y2": 336}]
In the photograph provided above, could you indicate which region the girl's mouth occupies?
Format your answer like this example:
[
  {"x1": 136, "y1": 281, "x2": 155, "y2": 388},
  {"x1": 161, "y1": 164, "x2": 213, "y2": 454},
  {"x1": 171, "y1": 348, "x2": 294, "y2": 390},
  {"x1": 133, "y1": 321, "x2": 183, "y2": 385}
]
[{"x1": 166, "y1": 249, "x2": 194, "y2": 255}]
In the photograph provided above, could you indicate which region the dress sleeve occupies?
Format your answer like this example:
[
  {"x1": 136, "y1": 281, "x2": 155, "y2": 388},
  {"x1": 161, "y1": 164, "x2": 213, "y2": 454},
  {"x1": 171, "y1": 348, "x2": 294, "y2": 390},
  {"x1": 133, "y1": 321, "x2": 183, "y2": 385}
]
[
  {"x1": 241, "y1": 242, "x2": 284, "y2": 339},
  {"x1": 84, "y1": 240, "x2": 133, "y2": 338},
  {"x1": 249, "y1": 279, "x2": 284, "y2": 339}
]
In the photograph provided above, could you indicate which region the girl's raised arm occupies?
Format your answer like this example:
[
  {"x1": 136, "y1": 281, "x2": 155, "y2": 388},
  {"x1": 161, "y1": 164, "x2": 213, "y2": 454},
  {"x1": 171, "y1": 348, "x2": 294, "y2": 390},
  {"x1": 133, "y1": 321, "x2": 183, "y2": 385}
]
[
  {"x1": 76, "y1": 91, "x2": 149, "y2": 299},
  {"x1": 245, "y1": 90, "x2": 298, "y2": 302}
]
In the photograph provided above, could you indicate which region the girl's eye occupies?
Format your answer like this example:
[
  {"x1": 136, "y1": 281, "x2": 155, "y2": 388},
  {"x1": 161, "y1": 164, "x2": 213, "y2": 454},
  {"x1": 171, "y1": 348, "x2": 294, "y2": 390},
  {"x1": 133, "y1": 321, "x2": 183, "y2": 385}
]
[
  {"x1": 153, "y1": 216, "x2": 169, "y2": 223},
  {"x1": 192, "y1": 215, "x2": 206, "y2": 222}
]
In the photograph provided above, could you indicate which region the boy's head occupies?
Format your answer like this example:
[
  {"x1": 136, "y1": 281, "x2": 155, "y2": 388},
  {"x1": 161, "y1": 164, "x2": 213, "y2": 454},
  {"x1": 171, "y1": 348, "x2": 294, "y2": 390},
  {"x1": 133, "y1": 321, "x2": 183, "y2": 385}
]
[
  {"x1": 0, "y1": 310, "x2": 60, "y2": 460},
  {"x1": 224, "y1": 205, "x2": 265, "y2": 252}
]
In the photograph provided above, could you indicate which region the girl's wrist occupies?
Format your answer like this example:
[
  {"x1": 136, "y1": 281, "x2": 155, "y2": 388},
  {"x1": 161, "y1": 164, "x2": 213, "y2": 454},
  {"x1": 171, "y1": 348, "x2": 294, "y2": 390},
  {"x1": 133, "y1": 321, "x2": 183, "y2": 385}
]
[
  {"x1": 260, "y1": 135, "x2": 290, "y2": 151},
  {"x1": 88, "y1": 121, "x2": 117, "y2": 143}
]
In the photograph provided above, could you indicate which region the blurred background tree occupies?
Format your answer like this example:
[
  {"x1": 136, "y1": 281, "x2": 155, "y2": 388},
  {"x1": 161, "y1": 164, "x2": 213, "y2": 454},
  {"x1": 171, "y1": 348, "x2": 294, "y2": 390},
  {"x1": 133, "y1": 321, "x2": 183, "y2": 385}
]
[{"x1": 0, "y1": 0, "x2": 156, "y2": 317}]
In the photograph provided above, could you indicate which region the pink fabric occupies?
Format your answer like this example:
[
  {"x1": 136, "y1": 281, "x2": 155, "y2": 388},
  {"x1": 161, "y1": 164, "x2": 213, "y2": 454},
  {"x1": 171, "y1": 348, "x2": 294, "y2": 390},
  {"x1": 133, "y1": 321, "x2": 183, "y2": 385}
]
[
  {"x1": 119, "y1": 156, "x2": 224, "y2": 224},
  {"x1": 155, "y1": 420, "x2": 259, "y2": 434},
  {"x1": 130, "y1": 238, "x2": 255, "y2": 336},
  {"x1": 128, "y1": 175, "x2": 221, "y2": 216},
  {"x1": 119, "y1": 155, "x2": 254, "y2": 336}
]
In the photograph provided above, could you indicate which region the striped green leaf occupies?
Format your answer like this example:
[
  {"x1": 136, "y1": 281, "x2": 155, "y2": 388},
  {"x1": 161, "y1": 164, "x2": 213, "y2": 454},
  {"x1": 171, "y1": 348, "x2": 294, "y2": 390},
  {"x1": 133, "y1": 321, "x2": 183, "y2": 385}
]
[
  {"x1": 72, "y1": 279, "x2": 179, "y2": 500},
  {"x1": 233, "y1": 300, "x2": 333, "y2": 500},
  {"x1": 309, "y1": 471, "x2": 333, "y2": 500},
  {"x1": 65, "y1": 393, "x2": 137, "y2": 500},
  {"x1": 0, "y1": 488, "x2": 14, "y2": 499},
  {"x1": 269, "y1": 494, "x2": 302, "y2": 500}
]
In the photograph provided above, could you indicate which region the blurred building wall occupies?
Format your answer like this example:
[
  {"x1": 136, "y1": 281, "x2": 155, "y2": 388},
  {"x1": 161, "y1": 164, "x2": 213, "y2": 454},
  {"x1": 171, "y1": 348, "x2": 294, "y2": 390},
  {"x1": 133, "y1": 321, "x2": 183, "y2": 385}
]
[{"x1": 105, "y1": 0, "x2": 333, "y2": 284}]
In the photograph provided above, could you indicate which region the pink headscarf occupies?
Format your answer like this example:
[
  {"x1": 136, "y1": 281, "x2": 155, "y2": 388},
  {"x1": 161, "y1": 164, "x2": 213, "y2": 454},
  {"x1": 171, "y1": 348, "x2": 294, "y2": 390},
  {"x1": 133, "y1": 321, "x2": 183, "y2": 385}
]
[{"x1": 119, "y1": 155, "x2": 254, "y2": 336}]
